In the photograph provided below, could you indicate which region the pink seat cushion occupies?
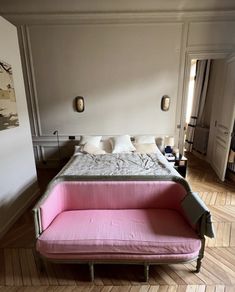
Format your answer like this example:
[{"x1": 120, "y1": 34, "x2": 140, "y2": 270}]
[{"x1": 37, "y1": 209, "x2": 201, "y2": 256}]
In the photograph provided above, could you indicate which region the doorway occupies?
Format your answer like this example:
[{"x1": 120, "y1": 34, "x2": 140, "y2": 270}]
[
  {"x1": 180, "y1": 53, "x2": 235, "y2": 181},
  {"x1": 184, "y1": 59, "x2": 211, "y2": 156}
]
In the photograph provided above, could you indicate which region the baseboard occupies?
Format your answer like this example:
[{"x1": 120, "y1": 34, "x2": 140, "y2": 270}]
[{"x1": 0, "y1": 185, "x2": 40, "y2": 239}]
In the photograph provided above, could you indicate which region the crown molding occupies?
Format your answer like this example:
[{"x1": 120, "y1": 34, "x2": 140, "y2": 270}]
[
  {"x1": 186, "y1": 45, "x2": 235, "y2": 54},
  {"x1": 2, "y1": 10, "x2": 235, "y2": 25}
]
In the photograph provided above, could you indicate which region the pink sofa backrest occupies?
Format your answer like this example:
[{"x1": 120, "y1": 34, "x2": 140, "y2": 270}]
[{"x1": 40, "y1": 181, "x2": 187, "y2": 231}]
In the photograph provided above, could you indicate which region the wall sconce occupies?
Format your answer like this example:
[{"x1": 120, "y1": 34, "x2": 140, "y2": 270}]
[
  {"x1": 75, "y1": 96, "x2": 85, "y2": 112},
  {"x1": 161, "y1": 95, "x2": 170, "y2": 111}
]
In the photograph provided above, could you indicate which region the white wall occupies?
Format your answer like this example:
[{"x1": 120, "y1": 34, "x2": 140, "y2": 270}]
[
  {"x1": 24, "y1": 18, "x2": 235, "y2": 164},
  {"x1": 28, "y1": 23, "x2": 182, "y2": 136},
  {"x1": 0, "y1": 16, "x2": 38, "y2": 236},
  {"x1": 1, "y1": 1, "x2": 235, "y2": 164}
]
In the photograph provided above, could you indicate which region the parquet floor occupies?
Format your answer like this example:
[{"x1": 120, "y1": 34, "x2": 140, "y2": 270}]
[{"x1": 0, "y1": 153, "x2": 235, "y2": 291}]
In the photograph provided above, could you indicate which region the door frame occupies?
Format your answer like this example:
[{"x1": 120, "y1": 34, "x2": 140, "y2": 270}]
[{"x1": 178, "y1": 51, "x2": 232, "y2": 155}]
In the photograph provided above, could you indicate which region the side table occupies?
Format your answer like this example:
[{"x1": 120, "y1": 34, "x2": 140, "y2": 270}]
[{"x1": 165, "y1": 154, "x2": 188, "y2": 178}]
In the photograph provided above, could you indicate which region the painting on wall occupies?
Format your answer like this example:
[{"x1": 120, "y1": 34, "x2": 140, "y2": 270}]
[{"x1": 0, "y1": 60, "x2": 19, "y2": 131}]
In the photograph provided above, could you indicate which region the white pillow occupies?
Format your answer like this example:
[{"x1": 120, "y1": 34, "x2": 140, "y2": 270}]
[
  {"x1": 100, "y1": 140, "x2": 112, "y2": 153},
  {"x1": 79, "y1": 135, "x2": 102, "y2": 148},
  {"x1": 111, "y1": 135, "x2": 136, "y2": 153},
  {"x1": 135, "y1": 135, "x2": 156, "y2": 144},
  {"x1": 80, "y1": 143, "x2": 106, "y2": 155},
  {"x1": 134, "y1": 143, "x2": 158, "y2": 154}
]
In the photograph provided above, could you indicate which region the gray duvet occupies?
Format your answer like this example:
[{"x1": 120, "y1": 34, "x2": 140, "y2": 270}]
[{"x1": 58, "y1": 151, "x2": 180, "y2": 177}]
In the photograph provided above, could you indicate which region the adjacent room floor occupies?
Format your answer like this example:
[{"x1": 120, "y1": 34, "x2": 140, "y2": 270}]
[{"x1": 0, "y1": 153, "x2": 234, "y2": 291}]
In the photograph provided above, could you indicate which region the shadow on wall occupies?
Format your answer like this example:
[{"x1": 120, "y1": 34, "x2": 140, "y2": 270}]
[{"x1": 0, "y1": 178, "x2": 39, "y2": 237}]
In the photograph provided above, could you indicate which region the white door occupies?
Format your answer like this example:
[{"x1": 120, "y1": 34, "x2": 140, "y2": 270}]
[{"x1": 211, "y1": 56, "x2": 235, "y2": 181}]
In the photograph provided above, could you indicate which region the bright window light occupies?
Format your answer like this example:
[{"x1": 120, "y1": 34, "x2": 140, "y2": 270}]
[{"x1": 186, "y1": 60, "x2": 197, "y2": 124}]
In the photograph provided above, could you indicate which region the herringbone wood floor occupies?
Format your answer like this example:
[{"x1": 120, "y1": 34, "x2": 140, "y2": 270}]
[{"x1": 0, "y1": 153, "x2": 234, "y2": 291}]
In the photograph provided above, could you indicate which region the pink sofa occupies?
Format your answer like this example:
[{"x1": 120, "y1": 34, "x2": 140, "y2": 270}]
[{"x1": 33, "y1": 180, "x2": 205, "y2": 281}]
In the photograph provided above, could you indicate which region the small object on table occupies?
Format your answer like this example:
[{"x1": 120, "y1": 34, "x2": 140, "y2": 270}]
[
  {"x1": 165, "y1": 145, "x2": 173, "y2": 153},
  {"x1": 164, "y1": 153, "x2": 175, "y2": 161},
  {"x1": 165, "y1": 154, "x2": 188, "y2": 178}
]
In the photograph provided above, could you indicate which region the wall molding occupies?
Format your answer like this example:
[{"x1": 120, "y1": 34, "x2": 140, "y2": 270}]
[
  {"x1": 19, "y1": 25, "x2": 42, "y2": 136},
  {"x1": 3, "y1": 10, "x2": 235, "y2": 25},
  {"x1": 13, "y1": 11, "x2": 235, "y2": 163},
  {"x1": 186, "y1": 45, "x2": 235, "y2": 52},
  {"x1": 33, "y1": 135, "x2": 78, "y2": 143},
  {"x1": 175, "y1": 21, "x2": 189, "y2": 151},
  {"x1": 33, "y1": 136, "x2": 78, "y2": 165},
  {"x1": 19, "y1": 20, "x2": 181, "y2": 152},
  {"x1": 185, "y1": 51, "x2": 232, "y2": 60}
]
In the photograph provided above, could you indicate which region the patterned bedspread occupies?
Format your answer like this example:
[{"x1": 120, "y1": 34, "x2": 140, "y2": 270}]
[{"x1": 57, "y1": 151, "x2": 180, "y2": 177}]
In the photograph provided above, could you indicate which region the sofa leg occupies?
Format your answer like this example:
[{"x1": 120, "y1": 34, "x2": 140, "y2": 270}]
[
  {"x1": 144, "y1": 264, "x2": 149, "y2": 282},
  {"x1": 196, "y1": 258, "x2": 202, "y2": 273},
  {"x1": 89, "y1": 263, "x2": 94, "y2": 282},
  {"x1": 195, "y1": 236, "x2": 205, "y2": 273}
]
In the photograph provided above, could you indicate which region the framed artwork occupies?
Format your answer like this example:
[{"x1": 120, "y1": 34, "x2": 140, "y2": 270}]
[{"x1": 0, "y1": 60, "x2": 19, "y2": 131}]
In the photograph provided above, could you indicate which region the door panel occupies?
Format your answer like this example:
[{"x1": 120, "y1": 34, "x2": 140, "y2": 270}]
[
  {"x1": 211, "y1": 57, "x2": 235, "y2": 181},
  {"x1": 212, "y1": 135, "x2": 228, "y2": 178}
]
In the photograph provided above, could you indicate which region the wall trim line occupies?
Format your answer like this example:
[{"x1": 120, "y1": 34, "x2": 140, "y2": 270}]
[
  {"x1": 19, "y1": 25, "x2": 42, "y2": 136},
  {"x1": 3, "y1": 10, "x2": 235, "y2": 25}
]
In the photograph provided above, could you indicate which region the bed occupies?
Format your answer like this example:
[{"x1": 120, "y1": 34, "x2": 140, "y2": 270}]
[{"x1": 33, "y1": 135, "x2": 214, "y2": 281}]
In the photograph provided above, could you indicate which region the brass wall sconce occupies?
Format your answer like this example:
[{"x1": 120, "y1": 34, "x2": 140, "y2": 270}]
[
  {"x1": 161, "y1": 95, "x2": 170, "y2": 111},
  {"x1": 75, "y1": 96, "x2": 85, "y2": 112}
]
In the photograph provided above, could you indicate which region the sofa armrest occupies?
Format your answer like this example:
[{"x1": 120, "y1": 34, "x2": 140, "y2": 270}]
[
  {"x1": 32, "y1": 207, "x2": 41, "y2": 238},
  {"x1": 181, "y1": 192, "x2": 214, "y2": 238},
  {"x1": 33, "y1": 182, "x2": 67, "y2": 237}
]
